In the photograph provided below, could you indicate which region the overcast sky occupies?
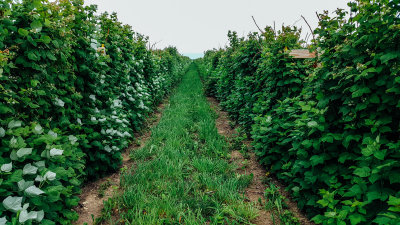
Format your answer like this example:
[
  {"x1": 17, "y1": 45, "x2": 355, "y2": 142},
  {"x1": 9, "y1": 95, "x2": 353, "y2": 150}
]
[{"x1": 84, "y1": 0, "x2": 350, "y2": 58}]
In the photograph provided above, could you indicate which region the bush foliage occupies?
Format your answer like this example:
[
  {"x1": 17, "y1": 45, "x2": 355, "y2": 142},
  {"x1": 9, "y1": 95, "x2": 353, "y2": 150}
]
[
  {"x1": 0, "y1": 0, "x2": 189, "y2": 224},
  {"x1": 199, "y1": 0, "x2": 400, "y2": 224}
]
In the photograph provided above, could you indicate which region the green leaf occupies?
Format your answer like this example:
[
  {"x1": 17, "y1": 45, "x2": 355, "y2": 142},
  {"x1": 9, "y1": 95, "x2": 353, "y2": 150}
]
[
  {"x1": 344, "y1": 184, "x2": 363, "y2": 197},
  {"x1": 33, "y1": 124, "x2": 43, "y2": 135},
  {"x1": 360, "y1": 67, "x2": 377, "y2": 77},
  {"x1": 370, "y1": 94, "x2": 380, "y2": 104},
  {"x1": 361, "y1": 144, "x2": 376, "y2": 157},
  {"x1": 307, "y1": 121, "x2": 318, "y2": 128},
  {"x1": 320, "y1": 134, "x2": 333, "y2": 143},
  {"x1": 0, "y1": 104, "x2": 12, "y2": 114},
  {"x1": 25, "y1": 185, "x2": 44, "y2": 196},
  {"x1": 52, "y1": 40, "x2": 60, "y2": 48},
  {"x1": 17, "y1": 148, "x2": 33, "y2": 158},
  {"x1": 17, "y1": 180, "x2": 34, "y2": 191},
  {"x1": 373, "y1": 150, "x2": 386, "y2": 160},
  {"x1": 23, "y1": 163, "x2": 37, "y2": 175},
  {"x1": 352, "y1": 87, "x2": 371, "y2": 98},
  {"x1": 27, "y1": 35, "x2": 37, "y2": 47},
  {"x1": 338, "y1": 152, "x2": 353, "y2": 163},
  {"x1": 30, "y1": 20, "x2": 42, "y2": 31},
  {"x1": 310, "y1": 155, "x2": 324, "y2": 166},
  {"x1": 389, "y1": 171, "x2": 400, "y2": 184},
  {"x1": 46, "y1": 185, "x2": 63, "y2": 202},
  {"x1": 388, "y1": 207, "x2": 400, "y2": 212},
  {"x1": 353, "y1": 166, "x2": 371, "y2": 177},
  {"x1": 324, "y1": 211, "x2": 336, "y2": 218},
  {"x1": 41, "y1": 219, "x2": 57, "y2": 225},
  {"x1": 47, "y1": 51, "x2": 57, "y2": 61},
  {"x1": 32, "y1": 0, "x2": 42, "y2": 9},
  {"x1": 18, "y1": 28, "x2": 29, "y2": 37},
  {"x1": 41, "y1": 35, "x2": 51, "y2": 44},
  {"x1": 380, "y1": 52, "x2": 398, "y2": 64},
  {"x1": 44, "y1": 19, "x2": 51, "y2": 27},
  {"x1": 50, "y1": 148, "x2": 64, "y2": 157},
  {"x1": 28, "y1": 51, "x2": 39, "y2": 61},
  {"x1": 0, "y1": 127, "x2": 5, "y2": 138},
  {"x1": 10, "y1": 136, "x2": 26, "y2": 149},
  {"x1": 29, "y1": 102, "x2": 40, "y2": 109},
  {"x1": 2, "y1": 196, "x2": 23, "y2": 212},
  {"x1": 369, "y1": 174, "x2": 380, "y2": 184},
  {"x1": 31, "y1": 79, "x2": 40, "y2": 87},
  {"x1": 343, "y1": 135, "x2": 361, "y2": 148},
  {"x1": 1, "y1": 162, "x2": 12, "y2": 173},
  {"x1": 9, "y1": 170, "x2": 23, "y2": 183},
  {"x1": 373, "y1": 216, "x2": 395, "y2": 225},
  {"x1": 65, "y1": 197, "x2": 80, "y2": 207},
  {"x1": 8, "y1": 120, "x2": 22, "y2": 129},
  {"x1": 311, "y1": 215, "x2": 324, "y2": 224},
  {"x1": 388, "y1": 196, "x2": 400, "y2": 206},
  {"x1": 367, "y1": 191, "x2": 381, "y2": 202},
  {"x1": 37, "y1": 90, "x2": 46, "y2": 96},
  {"x1": 349, "y1": 213, "x2": 365, "y2": 225}
]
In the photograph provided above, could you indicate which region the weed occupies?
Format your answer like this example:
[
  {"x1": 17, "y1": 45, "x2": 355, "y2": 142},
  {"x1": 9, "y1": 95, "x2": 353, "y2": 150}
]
[
  {"x1": 241, "y1": 159, "x2": 249, "y2": 169},
  {"x1": 240, "y1": 144, "x2": 250, "y2": 159},
  {"x1": 98, "y1": 179, "x2": 112, "y2": 198},
  {"x1": 263, "y1": 183, "x2": 300, "y2": 225}
]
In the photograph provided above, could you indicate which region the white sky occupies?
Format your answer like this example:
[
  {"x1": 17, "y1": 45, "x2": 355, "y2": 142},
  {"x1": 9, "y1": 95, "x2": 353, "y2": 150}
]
[{"x1": 84, "y1": 0, "x2": 350, "y2": 56}]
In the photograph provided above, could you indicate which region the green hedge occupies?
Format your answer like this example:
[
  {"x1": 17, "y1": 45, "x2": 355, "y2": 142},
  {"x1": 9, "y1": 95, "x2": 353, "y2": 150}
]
[
  {"x1": 0, "y1": 0, "x2": 189, "y2": 224},
  {"x1": 200, "y1": 0, "x2": 400, "y2": 224}
]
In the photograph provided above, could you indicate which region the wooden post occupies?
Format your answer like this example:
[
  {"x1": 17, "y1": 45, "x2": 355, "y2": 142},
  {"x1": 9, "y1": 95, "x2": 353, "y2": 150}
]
[{"x1": 289, "y1": 49, "x2": 316, "y2": 59}]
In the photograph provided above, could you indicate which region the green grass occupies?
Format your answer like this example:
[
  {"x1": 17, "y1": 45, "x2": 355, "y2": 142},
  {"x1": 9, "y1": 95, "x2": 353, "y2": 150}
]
[
  {"x1": 99, "y1": 63, "x2": 258, "y2": 224},
  {"x1": 263, "y1": 183, "x2": 300, "y2": 225}
]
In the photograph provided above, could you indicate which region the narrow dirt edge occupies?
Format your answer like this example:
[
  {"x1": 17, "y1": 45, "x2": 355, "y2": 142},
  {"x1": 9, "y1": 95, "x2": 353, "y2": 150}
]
[
  {"x1": 74, "y1": 100, "x2": 168, "y2": 225},
  {"x1": 207, "y1": 97, "x2": 313, "y2": 225}
]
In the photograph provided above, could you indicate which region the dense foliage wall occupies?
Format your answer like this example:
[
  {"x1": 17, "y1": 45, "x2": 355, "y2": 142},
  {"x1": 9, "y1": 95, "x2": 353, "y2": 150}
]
[
  {"x1": 199, "y1": 0, "x2": 400, "y2": 224},
  {"x1": 0, "y1": 0, "x2": 189, "y2": 224}
]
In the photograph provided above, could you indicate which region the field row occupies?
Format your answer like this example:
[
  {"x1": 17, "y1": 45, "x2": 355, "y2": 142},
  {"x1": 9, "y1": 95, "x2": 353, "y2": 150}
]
[
  {"x1": 0, "y1": 1, "x2": 189, "y2": 224},
  {"x1": 198, "y1": 1, "x2": 400, "y2": 224}
]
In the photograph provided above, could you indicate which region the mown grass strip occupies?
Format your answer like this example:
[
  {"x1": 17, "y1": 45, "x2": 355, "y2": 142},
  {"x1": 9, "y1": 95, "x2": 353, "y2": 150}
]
[{"x1": 99, "y1": 63, "x2": 258, "y2": 224}]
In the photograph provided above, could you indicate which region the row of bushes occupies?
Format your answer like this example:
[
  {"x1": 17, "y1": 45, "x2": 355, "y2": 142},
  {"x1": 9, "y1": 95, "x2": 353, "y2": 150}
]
[
  {"x1": 0, "y1": 0, "x2": 190, "y2": 224},
  {"x1": 199, "y1": 0, "x2": 400, "y2": 224}
]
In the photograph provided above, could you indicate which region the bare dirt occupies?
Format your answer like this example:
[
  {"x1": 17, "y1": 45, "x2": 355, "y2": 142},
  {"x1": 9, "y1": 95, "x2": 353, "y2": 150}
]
[
  {"x1": 207, "y1": 97, "x2": 313, "y2": 225},
  {"x1": 74, "y1": 101, "x2": 167, "y2": 225}
]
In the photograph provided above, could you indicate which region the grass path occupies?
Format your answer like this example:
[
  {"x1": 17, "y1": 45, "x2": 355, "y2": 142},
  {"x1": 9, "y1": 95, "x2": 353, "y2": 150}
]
[
  {"x1": 99, "y1": 64, "x2": 259, "y2": 224},
  {"x1": 75, "y1": 101, "x2": 166, "y2": 225}
]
